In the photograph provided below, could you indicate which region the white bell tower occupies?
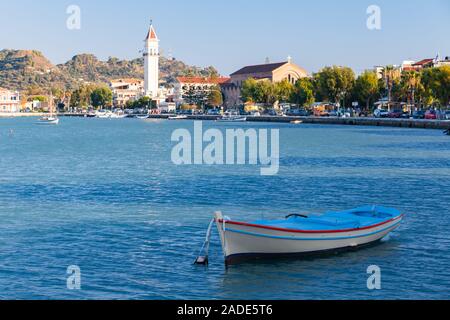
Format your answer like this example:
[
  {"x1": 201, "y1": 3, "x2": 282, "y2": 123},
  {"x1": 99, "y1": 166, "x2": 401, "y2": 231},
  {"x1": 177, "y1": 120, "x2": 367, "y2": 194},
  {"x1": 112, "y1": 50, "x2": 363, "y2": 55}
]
[{"x1": 144, "y1": 22, "x2": 159, "y2": 98}]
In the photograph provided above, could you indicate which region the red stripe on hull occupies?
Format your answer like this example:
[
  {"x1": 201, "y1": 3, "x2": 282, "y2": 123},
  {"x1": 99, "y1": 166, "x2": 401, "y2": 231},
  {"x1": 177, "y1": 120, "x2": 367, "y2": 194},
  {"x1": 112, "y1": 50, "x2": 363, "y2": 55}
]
[{"x1": 217, "y1": 215, "x2": 403, "y2": 234}]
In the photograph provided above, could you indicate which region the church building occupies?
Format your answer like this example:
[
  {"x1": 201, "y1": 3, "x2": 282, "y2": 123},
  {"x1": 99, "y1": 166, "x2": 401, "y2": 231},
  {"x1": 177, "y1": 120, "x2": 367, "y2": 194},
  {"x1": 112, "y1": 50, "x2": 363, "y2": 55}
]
[{"x1": 221, "y1": 58, "x2": 309, "y2": 108}]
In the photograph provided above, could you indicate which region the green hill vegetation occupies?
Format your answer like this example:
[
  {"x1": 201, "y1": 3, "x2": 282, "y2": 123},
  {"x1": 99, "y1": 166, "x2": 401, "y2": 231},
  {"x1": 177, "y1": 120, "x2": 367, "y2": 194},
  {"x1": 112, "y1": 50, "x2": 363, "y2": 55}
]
[{"x1": 0, "y1": 49, "x2": 218, "y2": 94}]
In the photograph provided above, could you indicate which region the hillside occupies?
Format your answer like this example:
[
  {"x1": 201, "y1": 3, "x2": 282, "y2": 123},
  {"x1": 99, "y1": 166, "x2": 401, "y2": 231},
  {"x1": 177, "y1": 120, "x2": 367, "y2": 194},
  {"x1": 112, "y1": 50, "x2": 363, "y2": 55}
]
[{"x1": 0, "y1": 49, "x2": 219, "y2": 92}]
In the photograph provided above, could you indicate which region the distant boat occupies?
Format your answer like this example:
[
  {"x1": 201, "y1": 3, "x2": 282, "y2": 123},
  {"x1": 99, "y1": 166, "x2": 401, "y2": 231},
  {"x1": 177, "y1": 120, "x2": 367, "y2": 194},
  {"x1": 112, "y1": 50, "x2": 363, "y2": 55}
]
[
  {"x1": 37, "y1": 92, "x2": 59, "y2": 125},
  {"x1": 136, "y1": 115, "x2": 150, "y2": 119},
  {"x1": 212, "y1": 206, "x2": 403, "y2": 265},
  {"x1": 168, "y1": 115, "x2": 188, "y2": 120},
  {"x1": 109, "y1": 113, "x2": 127, "y2": 119},
  {"x1": 37, "y1": 116, "x2": 59, "y2": 125},
  {"x1": 217, "y1": 112, "x2": 247, "y2": 122},
  {"x1": 290, "y1": 120, "x2": 303, "y2": 124},
  {"x1": 96, "y1": 110, "x2": 111, "y2": 118}
]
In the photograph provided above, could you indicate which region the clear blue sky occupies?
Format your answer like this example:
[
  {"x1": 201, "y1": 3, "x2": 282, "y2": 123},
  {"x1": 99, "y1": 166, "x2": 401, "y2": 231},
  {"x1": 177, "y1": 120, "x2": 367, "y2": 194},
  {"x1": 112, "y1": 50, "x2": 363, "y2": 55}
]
[{"x1": 1, "y1": 0, "x2": 449, "y2": 75}]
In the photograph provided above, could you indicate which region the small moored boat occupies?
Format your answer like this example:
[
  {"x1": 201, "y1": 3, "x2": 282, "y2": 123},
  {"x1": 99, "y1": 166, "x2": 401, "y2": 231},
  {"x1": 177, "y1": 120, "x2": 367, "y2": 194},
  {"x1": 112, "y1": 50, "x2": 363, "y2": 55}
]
[
  {"x1": 168, "y1": 115, "x2": 188, "y2": 120},
  {"x1": 37, "y1": 116, "x2": 59, "y2": 125},
  {"x1": 212, "y1": 206, "x2": 403, "y2": 265}
]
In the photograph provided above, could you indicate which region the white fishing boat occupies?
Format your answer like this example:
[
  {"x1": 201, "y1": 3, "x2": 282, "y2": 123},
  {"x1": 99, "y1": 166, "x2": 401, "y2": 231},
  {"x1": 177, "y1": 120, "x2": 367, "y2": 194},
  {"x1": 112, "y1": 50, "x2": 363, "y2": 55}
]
[
  {"x1": 37, "y1": 94, "x2": 59, "y2": 125},
  {"x1": 207, "y1": 206, "x2": 403, "y2": 265},
  {"x1": 217, "y1": 111, "x2": 247, "y2": 122},
  {"x1": 96, "y1": 110, "x2": 111, "y2": 118},
  {"x1": 109, "y1": 112, "x2": 127, "y2": 119},
  {"x1": 136, "y1": 115, "x2": 150, "y2": 119},
  {"x1": 168, "y1": 115, "x2": 188, "y2": 120},
  {"x1": 37, "y1": 116, "x2": 59, "y2": 125}
]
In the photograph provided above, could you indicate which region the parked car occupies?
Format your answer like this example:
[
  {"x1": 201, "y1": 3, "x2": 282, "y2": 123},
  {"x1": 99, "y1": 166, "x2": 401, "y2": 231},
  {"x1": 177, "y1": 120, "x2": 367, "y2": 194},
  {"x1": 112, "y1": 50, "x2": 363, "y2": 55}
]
[
  {"x1": 412, "y1": 110, "x2": 426, "y2": 119},
  {"x1": 425, "y1": 110, "x2": 437, "y2": 120},
  {"x1": 374, "y1": 109, "x2": 389, "y2": 118},
  {"x1": 445, "y1": 110, "x2": 450, "y2": 120},
  {"x1": 287, "y1": 109, "x2": 310, "y2": 116},
  {"x1": 265, "y1": 109, "x2": 278, "y2": 116},
  {"x1": 178, "y1": 109, "x2": 194, "y2": 115},
  {"x1": 387, "y1": 110, "x2": 404, "y2": 118},
  {"x1": 207, "y1": 109, "x2": 221, "y2": 115},
  {"x1": 328, "y1": 110, "x2": 339, "y2": 117}
]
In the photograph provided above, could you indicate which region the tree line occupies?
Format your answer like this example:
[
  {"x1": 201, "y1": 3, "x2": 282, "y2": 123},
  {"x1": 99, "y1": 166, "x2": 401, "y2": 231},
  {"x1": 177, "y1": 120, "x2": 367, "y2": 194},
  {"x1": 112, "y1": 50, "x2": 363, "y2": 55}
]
[
  {"x1": 69, "y1": 84, "x2": 113, "y2": 109},
  {"x1": 241, "y1": 65, "x2": 450, "y2": 110}
]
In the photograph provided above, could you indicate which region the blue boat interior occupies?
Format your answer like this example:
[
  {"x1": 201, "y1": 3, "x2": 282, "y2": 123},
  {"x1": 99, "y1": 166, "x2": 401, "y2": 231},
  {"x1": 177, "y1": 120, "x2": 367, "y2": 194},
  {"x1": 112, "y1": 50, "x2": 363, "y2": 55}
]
[{"x1": 251, "y1": 206, "x2": 401, "y2": 231}]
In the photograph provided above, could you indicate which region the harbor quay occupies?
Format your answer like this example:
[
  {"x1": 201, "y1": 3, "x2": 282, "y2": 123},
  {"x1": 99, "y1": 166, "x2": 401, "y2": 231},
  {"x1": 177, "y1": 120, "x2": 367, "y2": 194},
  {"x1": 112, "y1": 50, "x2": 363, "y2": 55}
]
[
  {"x1": 2, "y1": 111, "x2": 449, "y2": 130},
  {"x1": 124, "y1": 114, "x2": 450, "y2": 130},
  {"x1": 6, "y1": 112, "x2": 445, "y2": 131}
]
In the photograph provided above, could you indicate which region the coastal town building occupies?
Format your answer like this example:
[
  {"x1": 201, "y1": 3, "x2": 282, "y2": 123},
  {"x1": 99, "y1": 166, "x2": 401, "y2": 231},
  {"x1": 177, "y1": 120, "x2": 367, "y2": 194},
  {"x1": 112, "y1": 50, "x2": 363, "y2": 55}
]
[
  {"x1": 174, "y1": 76, "x2": 230, "y2": 106},
  {"x1": 221, "y1": 58, "x2": 308, "y2": 108},
  {"x1": 375, "y1": 55, "x2": 449, "y2": 81},
  {"x1": 143, "y1": 23, "x2": 159, "y2": 99},
  {"x1": 24, "y1": 99, "x2": 48, "y2": 112},
  {"x1": 434, "y1": 56, "x2": 450, "y2": 68},
  {"x1": 110, "y1": 78, "x2": 144, "y2": 107},
  {"x1": 0, "y1": 88, "x2": 20, "y2": 113},
  {"x1": 402, "y1": 59, "x2": 435, "y2": 72}
]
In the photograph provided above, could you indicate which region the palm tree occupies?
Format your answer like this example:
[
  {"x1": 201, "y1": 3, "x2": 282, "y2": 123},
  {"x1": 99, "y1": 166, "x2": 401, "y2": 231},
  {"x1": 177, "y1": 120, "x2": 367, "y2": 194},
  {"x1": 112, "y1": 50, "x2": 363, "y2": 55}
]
[{"x1": 384, "y1": 66, "x2": 395, "y2": 111}]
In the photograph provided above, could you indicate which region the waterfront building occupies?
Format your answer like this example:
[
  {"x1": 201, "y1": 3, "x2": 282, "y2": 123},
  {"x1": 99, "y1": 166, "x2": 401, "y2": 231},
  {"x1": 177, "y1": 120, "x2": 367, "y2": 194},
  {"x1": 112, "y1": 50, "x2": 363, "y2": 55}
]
[
  {"x1": 221, "y1": 58, "x2": 308, "y2": 108},
  {"x1": 143, "y1": 23, "x2": 159, "y2": 99},
  {"x1": 24, "y1": 99, "x2": 45, "y2": 112},
  {"x1": 159, "y1": 101, "x2": 176, "y2": 113},
  {"x1": 402, "y1": 59, "x2": 434, "y2": 72},
  {"x1": 434, "y1": 56, "x2": 450, "y2": 68},
  {"x1": 110, "y1": 78, "x2": 144, "y2": 107},
  {"x1": 174, "y1": 76, "x2": 230, "y2": 106},
  {"x1": 0, "y1": 88, "x2": 20, "y2": 113}
]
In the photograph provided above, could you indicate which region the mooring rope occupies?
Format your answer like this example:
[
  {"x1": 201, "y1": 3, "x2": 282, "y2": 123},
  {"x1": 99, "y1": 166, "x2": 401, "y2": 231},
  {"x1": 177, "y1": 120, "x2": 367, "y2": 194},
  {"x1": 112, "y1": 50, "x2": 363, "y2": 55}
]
[{"x1": 194, "y1": 218, "x2": 215, "y2": 265}]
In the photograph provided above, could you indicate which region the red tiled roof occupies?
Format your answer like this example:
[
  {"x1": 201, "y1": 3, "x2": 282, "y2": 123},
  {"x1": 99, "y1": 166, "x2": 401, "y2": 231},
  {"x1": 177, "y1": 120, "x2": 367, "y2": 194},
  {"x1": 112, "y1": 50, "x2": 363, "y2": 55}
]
[
  {"x1": 413, "y1": 59, "x2": 434, "y2": 66},
  {"x1": 145, "y1": 26, "x2": 158, "y2": 41},
  {"x1": 176, "y1": 77, "x2": 231, "y2": 84},
  {"x1": 230, "y1": 62, "x2": 287, "y2": 76}
]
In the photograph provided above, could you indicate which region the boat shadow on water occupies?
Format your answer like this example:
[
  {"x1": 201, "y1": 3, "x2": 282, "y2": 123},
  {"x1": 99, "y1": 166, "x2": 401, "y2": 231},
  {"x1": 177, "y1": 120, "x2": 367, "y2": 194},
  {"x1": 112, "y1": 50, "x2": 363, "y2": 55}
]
[{"x1": 222, "y1": 238, "x2": 395, "y2": 269}]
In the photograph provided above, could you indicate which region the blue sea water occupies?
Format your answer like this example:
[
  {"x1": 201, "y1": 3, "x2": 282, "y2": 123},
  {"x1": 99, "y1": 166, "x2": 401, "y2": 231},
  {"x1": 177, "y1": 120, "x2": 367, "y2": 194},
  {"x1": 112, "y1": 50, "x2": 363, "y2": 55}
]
[{"x1": 0, "y1": 117, "x2": 449, "y2": 300}]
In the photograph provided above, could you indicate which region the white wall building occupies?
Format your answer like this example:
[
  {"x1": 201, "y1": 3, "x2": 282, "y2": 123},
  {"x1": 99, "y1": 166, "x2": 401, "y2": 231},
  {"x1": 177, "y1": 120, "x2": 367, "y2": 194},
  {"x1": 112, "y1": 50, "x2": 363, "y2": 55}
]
[
  {"x1": 143, "y1": 24, "x2": 159, "y2": 99},
  {"x1": 110, "y1": 78, "x2": 144, "y2": 107},
  {"x1": 174, "y1": 77, "x2": 230, "y2": 106},
  {"x1": 0, "y1": 88, "x2": 20, "y2": 113}
]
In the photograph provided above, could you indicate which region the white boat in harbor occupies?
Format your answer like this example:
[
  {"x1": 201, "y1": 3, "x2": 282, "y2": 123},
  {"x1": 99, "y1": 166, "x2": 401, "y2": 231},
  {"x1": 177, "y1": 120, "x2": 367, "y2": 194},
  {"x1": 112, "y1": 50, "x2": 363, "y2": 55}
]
[
  {"x1": 217, "y1": 112, "x2": 247, "y2": 122},
  {"x1": 95, "y1": 110, "x2": 111, "y2": 118},
  {"x1": 95, "y1": 110, "x2": 127, "y2": 119},
  {"x1": 109, "y1": 113, "x2": 127, "y2": 119},
  {"x1": 168, "y1": 115, "x2": 188, "y2": 120},
  {"x1": 36, "y1": 92, "x2": 60, "y2": 125},
  {"x1": 212, "y1": 206, "x2": 403, "y2": 265},
  {"x1": 37, "y1": 116, "x2": 59, "y2": 125}
]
